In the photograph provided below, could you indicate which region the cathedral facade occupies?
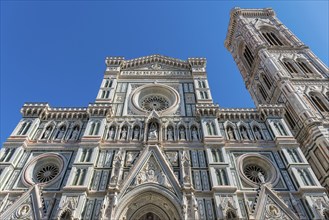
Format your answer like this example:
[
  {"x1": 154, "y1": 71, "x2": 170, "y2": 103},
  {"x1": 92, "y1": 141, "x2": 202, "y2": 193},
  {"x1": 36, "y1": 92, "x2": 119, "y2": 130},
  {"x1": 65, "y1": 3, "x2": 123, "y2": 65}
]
[{"x1": 1, "y1": 7, "x2": 329, "y2": 220}]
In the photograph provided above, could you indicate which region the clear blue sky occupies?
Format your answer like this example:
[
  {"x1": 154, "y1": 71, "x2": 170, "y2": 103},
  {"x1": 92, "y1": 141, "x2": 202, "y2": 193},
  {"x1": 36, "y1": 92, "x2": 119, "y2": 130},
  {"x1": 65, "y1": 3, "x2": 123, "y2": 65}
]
[{"x1": 1, "y1": 1, "x2": 328, "y2": 145}]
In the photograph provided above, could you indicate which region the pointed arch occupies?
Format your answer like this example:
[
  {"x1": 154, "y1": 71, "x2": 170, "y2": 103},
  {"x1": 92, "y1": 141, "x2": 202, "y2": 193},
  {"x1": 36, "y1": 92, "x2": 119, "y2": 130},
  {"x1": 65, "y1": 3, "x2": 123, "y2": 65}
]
[{"x1": 309, "y1": 92, "x2": 329, "y2": 112}]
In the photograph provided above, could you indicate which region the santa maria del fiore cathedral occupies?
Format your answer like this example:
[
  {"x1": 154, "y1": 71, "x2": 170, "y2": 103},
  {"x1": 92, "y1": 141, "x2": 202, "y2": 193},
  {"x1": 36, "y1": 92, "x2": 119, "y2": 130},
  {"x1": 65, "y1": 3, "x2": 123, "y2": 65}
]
[{"x1": 1, "y1": 7, "x2": 329, "y2": 220}]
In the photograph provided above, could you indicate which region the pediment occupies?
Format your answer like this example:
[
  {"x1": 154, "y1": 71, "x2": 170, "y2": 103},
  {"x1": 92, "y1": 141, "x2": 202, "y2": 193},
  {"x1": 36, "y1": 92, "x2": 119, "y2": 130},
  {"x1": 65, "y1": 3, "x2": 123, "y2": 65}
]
[
  {"x1": 253, "y1": 184, "x2": 299, "y2": 220},
  {"x1": 0, "y1": 185, "x2": 44, "y2": 220},
  {"x1": 119, "y1": 145, "x2": 181, "y2": 198}
]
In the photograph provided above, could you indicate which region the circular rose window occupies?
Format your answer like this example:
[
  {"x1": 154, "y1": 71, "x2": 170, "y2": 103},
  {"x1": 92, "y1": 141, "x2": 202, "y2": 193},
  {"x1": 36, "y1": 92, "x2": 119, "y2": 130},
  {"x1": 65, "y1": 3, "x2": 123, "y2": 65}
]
[
  {"x1": 237, "y1": 154, "x2": 278, "y2": 187},
  {"x1": 131, "y1": 84, "x2": 180, "y2": 115},
  {"x1": 243, "y1": 164, "x2": 267, "y2": 184},
  {"x1": 141, "y1": 95, "x2": 170, "y2": 111},
  {"x1": 36, "y1": 163, "x2": 60, "y2": 183},
  {"x1": 22, "y1": 153, "x2": 64, "y2": 186}
]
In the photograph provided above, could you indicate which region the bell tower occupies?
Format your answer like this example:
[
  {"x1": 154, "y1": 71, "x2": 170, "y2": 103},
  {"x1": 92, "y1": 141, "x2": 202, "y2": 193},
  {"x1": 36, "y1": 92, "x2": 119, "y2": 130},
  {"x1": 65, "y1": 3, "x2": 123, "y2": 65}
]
[{"x1": 225, "y1": 8, "x2": 329, "y2": 189}]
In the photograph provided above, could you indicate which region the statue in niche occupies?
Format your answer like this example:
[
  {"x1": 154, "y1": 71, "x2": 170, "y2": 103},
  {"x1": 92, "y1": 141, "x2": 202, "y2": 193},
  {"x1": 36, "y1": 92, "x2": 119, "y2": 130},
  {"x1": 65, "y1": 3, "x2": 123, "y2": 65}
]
[
  {"x1": 70, "y1": 126, "x2": 80, "y2": 140},
  {"x1": 132, "y1": 127, "x2": 139, "y2": 140},
  {"x1": 181, "y1": 151, "x2": 191, "y2": 183},
  {"x1": 148, "y1": 122, "x2": 158, "y2": 139},
  {"x1": 179, "y1": 127, "x2": 186, "y2": 140},
  {"x1": 240, "y1": 126, "x2": 249, "y2": 140},
  {"x1": 56, "y1": 126, "x2": 65, "y2": 139},
  {"x1": 120, "y1": 127, "x2": 127, "y2": 140},
  {"x1": 227, "y1": 126, "x2": 235, "y2": 140},
  {"x1": 167, "y1": 126, "x2": 174, "y2": 141},
  {"x1": 253, "y1": 126, "x2": 263, "y2": 140},
  {"x1": 108, "y1": 126, "x2": 115, "y2": 140},
  {"x1": 111, "y1": 150, "x2": 122, "y2": 184},
  {"x1": 191, "y1": 127, "x2": 199, "y2": 141},
  {"x1": 42, "y1": 126, "x2": 52, "y2": 139}
]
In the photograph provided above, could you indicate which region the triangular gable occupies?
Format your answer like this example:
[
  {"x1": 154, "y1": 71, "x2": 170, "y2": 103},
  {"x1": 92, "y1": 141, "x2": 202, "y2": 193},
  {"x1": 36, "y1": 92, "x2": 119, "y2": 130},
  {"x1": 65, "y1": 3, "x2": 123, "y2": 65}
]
[
  {"x1": 253, "y1": 184, "x2": 299, "y2": 220},
  {"x1": 0, "y1": 185, "x2": 45, "y2": 220},
  {"x1": 121, "y1": 54, "x2": 191, "y2": 71},
  {"x1": 119, "y1": 145, "x2": 182, "y2": 199}
]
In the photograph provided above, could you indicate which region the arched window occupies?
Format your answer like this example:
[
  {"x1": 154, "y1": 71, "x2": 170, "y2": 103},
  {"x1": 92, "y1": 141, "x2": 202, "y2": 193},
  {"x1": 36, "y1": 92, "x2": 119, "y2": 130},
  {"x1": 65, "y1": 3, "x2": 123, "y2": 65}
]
[
  {"x1": 206, "y1": 123, "x2": 213, "y2": 135},
  {"x1": 216, "y1": 169, "x2": 228, "y2": 185},
  {"x1": 261, "y1": 73, "x2": 272, "y2": 90},
  {"x1": 104, "y1": 80, "x2": 109, "y2": 87},
  {"x1": 297, "y1": 60, "x2": 313, "y2": 74},
  {"x1": 261, "y1": 31, "x2": 284, "y2": 46},
  {"x1": 94, "y1": 122, "x2": 100, "y2": 135},
  {"x1": 258, "y1": 85, "x2": 268, "y2": 101},
  {"x1": 282, "y1": 60, "x2": 298, "y2": 74},
  {"x1": 89, "y1": 122, "x2": 95, "y2": 135},
  {"x1": 243, "y1": 45, "x2": 254, "y2": 68},
  {"x1": 211, "y1": 122, "x2": 217, "y2": 135},
  {"x1": 17, "y1": 121, "x2": 32, "y2": 135},
  {"x1": 101, "y1": 90, "x2": 106, "y2": 98},
  {"x1": 310, "y1": 94, "x2": 329, "y2": 112}
]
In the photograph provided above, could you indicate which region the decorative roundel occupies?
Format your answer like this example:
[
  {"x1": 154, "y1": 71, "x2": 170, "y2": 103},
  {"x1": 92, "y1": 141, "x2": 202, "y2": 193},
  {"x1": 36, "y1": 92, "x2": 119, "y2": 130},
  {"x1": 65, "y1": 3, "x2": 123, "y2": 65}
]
[
  {"x1": 22, "y1": 153, "x2": 64, "y2": 186},
  {"x1": 131, "y1": 83, "x2": 180, "y2": 115},
  {"x1": 237, "y1": 154, "x2": 278, "y2": 187}
]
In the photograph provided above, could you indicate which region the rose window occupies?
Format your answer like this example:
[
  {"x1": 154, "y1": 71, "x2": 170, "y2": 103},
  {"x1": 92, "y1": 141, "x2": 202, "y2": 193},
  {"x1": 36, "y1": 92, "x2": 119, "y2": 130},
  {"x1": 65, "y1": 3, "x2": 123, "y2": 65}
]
[
  {"x1": 36, "y1": 164, "x2": 60, "y2": 183},
  {"x1": 22, "y1": 153, "x2": 64, "y2": 186},
  {"x1": 243, "y1": 164, "x2": 266, "y2": 183},
  {"x1": 141, "y1": 95, "x2": 170, "y2": 111},
  {"x1": 237, "y1": 154, "x2": 279, "y2": 187}
]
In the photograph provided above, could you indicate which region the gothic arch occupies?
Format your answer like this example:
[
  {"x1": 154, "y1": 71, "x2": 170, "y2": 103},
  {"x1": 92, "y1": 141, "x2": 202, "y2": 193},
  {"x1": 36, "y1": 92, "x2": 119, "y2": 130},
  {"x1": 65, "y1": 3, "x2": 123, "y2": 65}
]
[
  {"x1": 40, "y1": 120, "x2": 56, "y2": 140},
  {"x1": 308, "y1": 91, "x2": 329, "y2": 112},
  {"x1": 114, "y1": 186, "x2": 182, "y2": 220},
  {"x1": 250, "y1": 121, "x2": 265, "y2": 140},
  {"x1": 237, "y1": 121, "x2": 252, "y2": 140},
  {"x1": 16, "y1": 119, "x2": 33, "y2": 135},
  {"x1": 224, "y1": 121, "x2": 238, "y2": 140},
  {"x1": 258, "y1": 25, "x2": 287, "y2": 46}
]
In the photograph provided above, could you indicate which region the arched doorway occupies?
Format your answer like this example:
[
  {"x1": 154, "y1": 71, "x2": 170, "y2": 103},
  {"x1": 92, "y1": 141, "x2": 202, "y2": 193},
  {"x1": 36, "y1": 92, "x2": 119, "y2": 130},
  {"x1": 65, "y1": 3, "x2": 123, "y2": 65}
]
[{"x1": 114, "y1": 186, "x2": 182, "y2": 220}]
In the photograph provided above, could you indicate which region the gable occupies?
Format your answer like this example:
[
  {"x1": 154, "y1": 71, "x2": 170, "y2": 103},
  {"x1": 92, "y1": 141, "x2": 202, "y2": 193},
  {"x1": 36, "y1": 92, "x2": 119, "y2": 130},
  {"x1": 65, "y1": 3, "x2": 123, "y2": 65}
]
[
  {"x1": 253, "y1": 184, "x2": 299, "y2": 220},
  {"x1": 118, "y1": 145, "x2": 182, "y2": 199},
  {"x1": 0, "y1": 185, "x2": 44, "y2": 220}
]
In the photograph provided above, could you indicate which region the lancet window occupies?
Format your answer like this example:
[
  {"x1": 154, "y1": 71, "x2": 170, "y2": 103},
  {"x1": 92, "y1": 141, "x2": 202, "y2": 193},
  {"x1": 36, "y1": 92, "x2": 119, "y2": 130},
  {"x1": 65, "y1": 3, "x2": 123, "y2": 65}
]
[
  {"x1": 80, "y1": 149, "x2": 93, "y2": 162},
  {"x1": 72, "y1": 168, "x2": 87, "y2": 186},
  {"x1": 211, "y1": 149, "x2": 223, "y2": 162},
  {"x1": 89, "y1": 121, "x2": 101, "y2": 135},
  {"x1": 298, "y1": 169, "x2": 314, "y2": 186},
  {"x1": 0, "y1": 148, "x2": 15, "y2": 162},
  {"x1": 17, "y1": 121, "x2": 32, "y2": 135},
  {"x1": 243, "y1": 45, "x2": 254, "y2": 68},
  {"x1": 216, "y1": 168, "x2": 228, "y2": 185},
  {"x1": 287, "y1": 148, "x2": 302, "y2": 163},
  {"x1": 261, "y1": 31, "x2": 284, "y2": 46},
  {"x1": 310, "y1": 94, "x2": 329, "y2": 112},
  {"x1": 261, "y1": 73, "x2": 272, "y2": 90},
  {"x1": 258, "y1": 85, "x2": 268, "y2": 101}
]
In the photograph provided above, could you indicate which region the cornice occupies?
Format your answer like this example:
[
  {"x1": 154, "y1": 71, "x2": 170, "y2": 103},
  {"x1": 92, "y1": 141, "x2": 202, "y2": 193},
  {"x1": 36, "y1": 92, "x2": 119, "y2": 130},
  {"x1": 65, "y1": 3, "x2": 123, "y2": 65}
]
[
  {"x1": 225, "y1": 7, "x2": 275, "y2": 50},
  {"x1": 105, "y1": 54, "x2": 206, "y2": 71}
]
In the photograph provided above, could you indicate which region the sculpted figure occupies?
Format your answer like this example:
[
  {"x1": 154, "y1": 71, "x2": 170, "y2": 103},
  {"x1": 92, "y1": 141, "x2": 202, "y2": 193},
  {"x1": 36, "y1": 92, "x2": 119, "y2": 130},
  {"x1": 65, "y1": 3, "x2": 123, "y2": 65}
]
[
  {"x1": 70, "y1": 126, "x2": 79, "y2": 140},
  {"x1": 227, "y1": 127, "x2": 235, "y2": 140},
  {"x1": 167, "y1": 127, "x2": 174, "y2": 141},
  {"x1": 258, "y1": 172, "x2": 265, "y2": 184},
  {"x1": 133, "y1": 127, "x2": 139, "y2": 140},
  {"x1": 56, "y1": 126, "x2": 65, "y2": 139},
  {"x1": 253, "y1": 126, "x2": 263, "y2": 140},
  {"x1": 179, "y1": 127, "x2": 186, "y2": 140},
  {"x1": 42, "y1": 126, "x2": 52, "y2": 139},
  {"x1": 191, "y1": 127, "x2": 198, "y2": 141},
  {"x1": 148, "y1": 123, "x2": 158, "y2": 139},
  {"x1": 120, "y1": 127, "x2": 127, "y2": 140},
  {"x1": 240, "y1": 126, "x2": 249, "y2": 140},
  {"x1": 108, "y1": 126, "x2": 115, "y2": 140}
]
